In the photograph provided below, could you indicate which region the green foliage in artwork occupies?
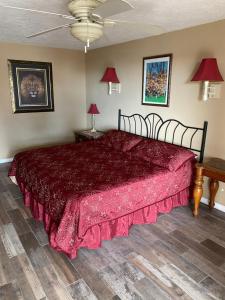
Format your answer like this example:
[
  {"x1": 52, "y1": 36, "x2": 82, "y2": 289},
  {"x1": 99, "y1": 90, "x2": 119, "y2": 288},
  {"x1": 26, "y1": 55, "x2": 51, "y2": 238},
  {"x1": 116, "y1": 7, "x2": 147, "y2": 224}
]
[{"x1": 144, "y1": 95, "x2": 166, "y2": 104}]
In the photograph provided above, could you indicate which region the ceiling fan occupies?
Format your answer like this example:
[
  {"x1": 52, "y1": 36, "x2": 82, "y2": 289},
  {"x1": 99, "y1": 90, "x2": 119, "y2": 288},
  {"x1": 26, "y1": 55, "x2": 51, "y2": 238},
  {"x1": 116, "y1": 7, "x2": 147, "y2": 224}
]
[{"x1": 0, "y1": 0, "x2": 164, "y2": 52}]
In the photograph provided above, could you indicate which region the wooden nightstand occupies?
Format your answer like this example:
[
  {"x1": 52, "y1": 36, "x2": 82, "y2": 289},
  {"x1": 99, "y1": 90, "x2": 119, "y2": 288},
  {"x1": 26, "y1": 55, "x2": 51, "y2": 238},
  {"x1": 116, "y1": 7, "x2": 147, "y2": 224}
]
[
  {"x1": 193, "y1": 158, "x2": 225, "y2": 217},
  {"x1": 74, "y1": 130, "x2": 104, "y2": 142}
]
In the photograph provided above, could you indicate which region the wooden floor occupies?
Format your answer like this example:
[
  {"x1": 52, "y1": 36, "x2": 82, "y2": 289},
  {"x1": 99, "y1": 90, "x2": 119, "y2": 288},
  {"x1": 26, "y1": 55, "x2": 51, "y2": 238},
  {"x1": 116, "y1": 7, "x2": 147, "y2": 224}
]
[{"x1": 1, "y1": 164, "x2": 225, "y2": 300}]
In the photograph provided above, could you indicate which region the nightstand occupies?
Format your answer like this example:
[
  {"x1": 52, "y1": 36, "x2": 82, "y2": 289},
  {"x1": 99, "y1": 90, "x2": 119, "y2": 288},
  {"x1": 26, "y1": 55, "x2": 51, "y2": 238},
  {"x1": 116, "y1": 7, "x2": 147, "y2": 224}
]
[
  {"x1": 193, "y1": 158, "x2": 225, "y2": 216},
  {"x1": 74, "y1": 130, "x2": 104, "y2": 142}
]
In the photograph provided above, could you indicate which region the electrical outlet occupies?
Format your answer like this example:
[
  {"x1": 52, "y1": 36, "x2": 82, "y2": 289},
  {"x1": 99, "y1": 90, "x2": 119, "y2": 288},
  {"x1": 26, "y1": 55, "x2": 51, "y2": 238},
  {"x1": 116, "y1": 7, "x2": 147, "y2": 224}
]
[
  {"x1": 221, "y1": 188, "x2": 225, "y2": 192},
  {"x1": 208, "y1": 83, "x2": 222, "y2": 99}
]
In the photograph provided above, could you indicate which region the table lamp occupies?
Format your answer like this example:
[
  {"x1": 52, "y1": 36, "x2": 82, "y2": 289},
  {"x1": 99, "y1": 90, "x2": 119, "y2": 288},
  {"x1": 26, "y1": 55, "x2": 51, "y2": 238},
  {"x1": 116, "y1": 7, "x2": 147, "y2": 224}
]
[{"x1": 88, "y1": 104, "x2": 100, "y2": 132}]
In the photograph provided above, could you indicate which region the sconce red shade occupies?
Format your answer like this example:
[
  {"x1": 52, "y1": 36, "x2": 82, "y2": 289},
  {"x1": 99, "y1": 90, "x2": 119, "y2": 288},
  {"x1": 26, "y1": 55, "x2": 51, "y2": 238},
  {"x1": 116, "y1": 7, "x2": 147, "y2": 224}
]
[
  {"x1": 101, "y1": 67, "x2": 120, "y2": 83},
  {"x1": 88, "y1": 104, "x2": 100, "y2": 115},
  {"x1": 191, "y1": 58, "x2": 224, "y2": 82}
]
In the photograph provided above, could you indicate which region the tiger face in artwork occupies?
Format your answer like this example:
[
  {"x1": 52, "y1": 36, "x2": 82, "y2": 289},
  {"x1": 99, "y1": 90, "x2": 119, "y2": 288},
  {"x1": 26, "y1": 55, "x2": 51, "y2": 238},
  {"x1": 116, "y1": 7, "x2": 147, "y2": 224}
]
[{"x1": 20, "y1": 74, "x2": 45, "y2": 101}]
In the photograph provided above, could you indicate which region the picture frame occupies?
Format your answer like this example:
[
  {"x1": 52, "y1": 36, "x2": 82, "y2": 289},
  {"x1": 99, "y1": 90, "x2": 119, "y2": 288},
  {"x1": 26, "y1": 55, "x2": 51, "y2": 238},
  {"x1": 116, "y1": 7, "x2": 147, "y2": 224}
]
[
  {"x1": 142, "y1": 54, "x2": 173, "y2": 107},
  {"x1": 8, "y1": 59, "x2": 54, "y2": 113}
]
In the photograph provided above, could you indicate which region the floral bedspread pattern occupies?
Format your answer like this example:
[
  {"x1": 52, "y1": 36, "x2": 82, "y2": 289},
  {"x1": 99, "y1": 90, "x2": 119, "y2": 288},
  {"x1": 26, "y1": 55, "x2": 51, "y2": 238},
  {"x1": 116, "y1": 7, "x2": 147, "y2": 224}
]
[{"x1": 9, "y1": 140, "x2": 193, "y2": 257}]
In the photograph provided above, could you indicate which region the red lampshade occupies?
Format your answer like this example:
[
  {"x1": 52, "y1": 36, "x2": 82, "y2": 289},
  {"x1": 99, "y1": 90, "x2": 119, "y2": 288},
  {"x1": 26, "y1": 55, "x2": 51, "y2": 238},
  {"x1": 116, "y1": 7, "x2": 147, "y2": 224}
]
[
  {"x1": 101, "y1": 67, "x2": 120, "y2": 83},
  {"x1": 88, "y1": 104, "x2": 100, "y2": 115},
  {"x1": 191, "y1": 58, "x2": 224, "y2": 82}
]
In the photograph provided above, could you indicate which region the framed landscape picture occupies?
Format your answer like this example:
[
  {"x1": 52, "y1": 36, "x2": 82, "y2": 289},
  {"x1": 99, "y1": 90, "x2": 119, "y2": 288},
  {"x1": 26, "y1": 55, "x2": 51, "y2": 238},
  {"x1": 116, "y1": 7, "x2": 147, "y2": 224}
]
[
  {"x1": 8, "y1": 60, "x2": 54, "y2": 113},
  {"x1": 142, "y1": 54, "x2": 172, "y2": 107}
]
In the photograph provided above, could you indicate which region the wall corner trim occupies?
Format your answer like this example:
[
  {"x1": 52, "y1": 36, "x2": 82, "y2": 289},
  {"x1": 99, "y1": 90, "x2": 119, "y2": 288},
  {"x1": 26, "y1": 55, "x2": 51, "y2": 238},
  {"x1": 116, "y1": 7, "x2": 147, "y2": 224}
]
[
  {"x1": 0, "y1": 158, "x2": 13, "y2": 164},
  {"x1": 201, "y1": 197, "x2": 225, "y2": 213}
]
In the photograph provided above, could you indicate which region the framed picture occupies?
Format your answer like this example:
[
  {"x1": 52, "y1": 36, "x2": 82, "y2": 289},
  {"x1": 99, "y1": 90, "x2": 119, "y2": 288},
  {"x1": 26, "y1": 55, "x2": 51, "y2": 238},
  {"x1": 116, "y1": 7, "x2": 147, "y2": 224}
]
[
  {"x1": 142, "y1": 54, "x2": 172, "y2": 107},
  {"x1": 8, "y1": 60, "x2": 54, "y2": 113}
]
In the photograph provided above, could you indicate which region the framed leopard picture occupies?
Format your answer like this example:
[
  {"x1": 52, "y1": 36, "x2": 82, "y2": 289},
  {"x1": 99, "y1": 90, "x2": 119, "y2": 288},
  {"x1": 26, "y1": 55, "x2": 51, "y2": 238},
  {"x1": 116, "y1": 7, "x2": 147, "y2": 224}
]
[{"x1": 8, "y1": 60, "x2": 54, "y2": 113}]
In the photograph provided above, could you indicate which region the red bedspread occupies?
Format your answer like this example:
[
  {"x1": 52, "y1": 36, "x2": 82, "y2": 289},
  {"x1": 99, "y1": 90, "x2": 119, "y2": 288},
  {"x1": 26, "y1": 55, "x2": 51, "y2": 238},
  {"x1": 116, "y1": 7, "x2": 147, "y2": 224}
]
[{"x1": 9, "y1": 140, "x2": 193, "y2": 258}]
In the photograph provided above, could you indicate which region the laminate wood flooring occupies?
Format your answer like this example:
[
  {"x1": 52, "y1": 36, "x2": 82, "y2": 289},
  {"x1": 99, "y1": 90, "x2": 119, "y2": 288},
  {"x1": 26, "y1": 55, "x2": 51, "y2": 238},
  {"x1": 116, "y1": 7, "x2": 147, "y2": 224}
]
[{"x1": 1, "y1": 163, "x2": 225, "y2": 300}]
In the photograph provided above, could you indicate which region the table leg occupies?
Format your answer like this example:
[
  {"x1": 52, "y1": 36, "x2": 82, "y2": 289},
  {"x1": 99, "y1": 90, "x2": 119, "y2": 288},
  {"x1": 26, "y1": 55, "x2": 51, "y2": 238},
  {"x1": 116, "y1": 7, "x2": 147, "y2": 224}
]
[
  {"x1": 209, "y1": 179, "x2": 219, "y2": 209},
  {"x1": 193, "y1": 167, "x2": 204, "y2": 217}
]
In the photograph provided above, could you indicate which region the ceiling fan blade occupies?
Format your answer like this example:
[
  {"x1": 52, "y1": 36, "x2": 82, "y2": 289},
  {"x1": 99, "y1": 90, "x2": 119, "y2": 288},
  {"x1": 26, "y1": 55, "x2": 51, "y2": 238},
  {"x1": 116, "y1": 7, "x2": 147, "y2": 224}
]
[
  {"x1": 26, "y1": 23, "x2": 73, "y2": 38},
  {"x1": 102, "y1": 20, "x2": 116, "y2": 27},
  {"x1": 0, "y1": 4, "x2": 76, "y2": 20},
  {"x1": 104, "y1": 19, "x2": 165, "y2": 34},
  {"x1": 93, "y1": 0, "x2": 133, "y2": 18}
]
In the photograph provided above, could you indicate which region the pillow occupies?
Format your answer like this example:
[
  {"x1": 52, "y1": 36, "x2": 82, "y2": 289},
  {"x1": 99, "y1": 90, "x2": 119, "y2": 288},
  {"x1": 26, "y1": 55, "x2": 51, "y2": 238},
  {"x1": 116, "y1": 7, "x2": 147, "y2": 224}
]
[
  {"x1": 129, "y1": 138, "x2": 195, "y2": 171},
  {"x1": 99, "y1": 130, "x2": 143, "y2": 152}
]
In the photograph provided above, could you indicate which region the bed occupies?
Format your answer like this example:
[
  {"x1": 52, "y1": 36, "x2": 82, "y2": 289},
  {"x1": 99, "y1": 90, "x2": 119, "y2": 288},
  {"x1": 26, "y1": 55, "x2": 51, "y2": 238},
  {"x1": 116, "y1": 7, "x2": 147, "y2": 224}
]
[{"x1": 8, "y1": 110, "x2": 208, "y2": 258}]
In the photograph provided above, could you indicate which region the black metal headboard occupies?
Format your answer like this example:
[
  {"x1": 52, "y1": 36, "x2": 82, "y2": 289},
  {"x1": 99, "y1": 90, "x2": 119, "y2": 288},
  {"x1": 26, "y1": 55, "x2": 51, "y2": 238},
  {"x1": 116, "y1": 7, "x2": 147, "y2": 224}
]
[{"x1": 118, "y1": 109, "x2": 208, "y2": 163}]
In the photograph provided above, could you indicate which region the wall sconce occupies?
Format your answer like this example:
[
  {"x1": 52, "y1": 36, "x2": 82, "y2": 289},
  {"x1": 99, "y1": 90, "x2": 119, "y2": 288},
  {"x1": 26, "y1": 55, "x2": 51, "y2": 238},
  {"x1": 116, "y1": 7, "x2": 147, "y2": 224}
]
[
  {"x1": 88, "y1": 104, "x2": 100, "y2": 132},
  {"x1": 101, "y1": 67, "x2": 121, "y2": 95},
  {"x1": 191, "y1": 58, "x2": 224, "y2": 101}
]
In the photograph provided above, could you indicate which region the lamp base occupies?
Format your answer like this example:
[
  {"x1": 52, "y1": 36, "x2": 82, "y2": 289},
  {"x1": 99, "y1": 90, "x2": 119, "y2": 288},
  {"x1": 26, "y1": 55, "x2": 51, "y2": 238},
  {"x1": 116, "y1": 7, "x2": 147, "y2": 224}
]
[
  {"x1": 108, "y1": 82, "x2": 121, "y2": 95},
  {"x1": 202, "y1": 81, "x2": 209, "y2": 101}
]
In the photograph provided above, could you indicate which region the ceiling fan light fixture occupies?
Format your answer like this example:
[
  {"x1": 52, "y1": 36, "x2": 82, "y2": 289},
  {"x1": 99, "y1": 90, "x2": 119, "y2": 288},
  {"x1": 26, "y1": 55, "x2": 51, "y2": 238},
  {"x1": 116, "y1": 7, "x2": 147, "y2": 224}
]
[{"x1": 70, "y1": 22, "x2": 103, "y2": 43}]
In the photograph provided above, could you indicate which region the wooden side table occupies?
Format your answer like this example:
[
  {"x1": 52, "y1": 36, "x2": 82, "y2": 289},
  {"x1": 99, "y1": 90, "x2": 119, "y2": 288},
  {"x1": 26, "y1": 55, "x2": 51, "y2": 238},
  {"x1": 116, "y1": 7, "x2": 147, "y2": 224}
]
[
  {"x1": 193, "y1": 158, "x2": 225, "y2": 216},
  {"x1": 74, "y1": 130, "x2": 104, "y2": 143}
]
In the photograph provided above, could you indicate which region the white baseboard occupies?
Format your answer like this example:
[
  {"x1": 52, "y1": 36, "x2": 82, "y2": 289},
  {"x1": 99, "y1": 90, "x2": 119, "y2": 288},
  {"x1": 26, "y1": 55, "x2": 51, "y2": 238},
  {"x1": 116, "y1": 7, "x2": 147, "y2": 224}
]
[
  {"x1": 0, "y1": 158, "x2": 13, "y2": 164},
  {"x1": 201, "y1": 197, "x2": 225, "y2": 213}
]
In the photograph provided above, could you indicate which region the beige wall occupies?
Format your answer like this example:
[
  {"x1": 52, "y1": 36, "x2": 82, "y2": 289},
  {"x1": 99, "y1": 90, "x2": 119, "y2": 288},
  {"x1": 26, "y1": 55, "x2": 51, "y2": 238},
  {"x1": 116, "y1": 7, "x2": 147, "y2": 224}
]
[
  {"x1": 86, "y1": 20, "x2": 225, "y2": 205},
  {"x1": 0, "y1": 42, "x2": 86, "y2": 159}
]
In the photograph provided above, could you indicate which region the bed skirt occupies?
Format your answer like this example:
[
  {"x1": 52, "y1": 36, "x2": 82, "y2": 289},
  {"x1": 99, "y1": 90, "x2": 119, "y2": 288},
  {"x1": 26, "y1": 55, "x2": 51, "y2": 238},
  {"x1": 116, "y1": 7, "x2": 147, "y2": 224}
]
[{"x1": 11, "y1": 176, "x2": 190, "y2": 258}]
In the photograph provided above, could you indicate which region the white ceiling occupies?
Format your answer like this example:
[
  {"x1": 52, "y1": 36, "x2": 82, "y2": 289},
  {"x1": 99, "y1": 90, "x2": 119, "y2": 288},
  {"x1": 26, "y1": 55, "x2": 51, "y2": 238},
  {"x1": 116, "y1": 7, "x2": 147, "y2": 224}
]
[{"x1": 1, "y1": 0, "x2": 225, "y2": 50}]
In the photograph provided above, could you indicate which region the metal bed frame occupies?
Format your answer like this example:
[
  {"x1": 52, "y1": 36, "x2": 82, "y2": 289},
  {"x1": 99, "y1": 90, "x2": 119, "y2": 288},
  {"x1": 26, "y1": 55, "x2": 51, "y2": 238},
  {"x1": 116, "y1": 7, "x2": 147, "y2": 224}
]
[{"x1": 118, "y1": 109, "x2": 208, "y2": 163}]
